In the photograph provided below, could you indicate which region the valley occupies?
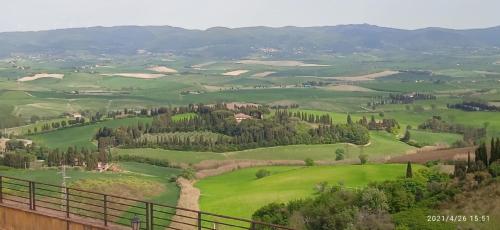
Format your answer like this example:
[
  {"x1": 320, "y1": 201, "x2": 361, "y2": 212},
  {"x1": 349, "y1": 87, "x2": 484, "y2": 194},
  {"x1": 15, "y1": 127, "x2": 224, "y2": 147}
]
[{"x1": 1, "y1": 25, "x2": 499, "y2": 230}]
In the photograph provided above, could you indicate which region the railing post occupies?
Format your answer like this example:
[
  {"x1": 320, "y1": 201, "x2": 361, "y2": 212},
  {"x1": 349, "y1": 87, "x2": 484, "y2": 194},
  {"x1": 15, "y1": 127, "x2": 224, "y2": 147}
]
[
  {"x1": 197, "y1": 211, "x2": 202, "y2": 230},
  {"x1": 0, "y1": 176, "x2": 3, "y2": 203},
  {"x1": 103, "y1": 194, "x2": 108, "y2": 226},
  {"x1": 28, "y1": 182, "x2": 33, "y2": 210},
  {"x1": 150, "y1": 203, "x2": 154, "y2": 230},
  {"x1": 65, "y1": 187, "x2": 70, "y2": 218},
  {"x1": 146, "y1": 202, "x2": 150, "y2": 230},
  {"x1": 31, "y1": 182, "x2": 36, "y2": 210}
]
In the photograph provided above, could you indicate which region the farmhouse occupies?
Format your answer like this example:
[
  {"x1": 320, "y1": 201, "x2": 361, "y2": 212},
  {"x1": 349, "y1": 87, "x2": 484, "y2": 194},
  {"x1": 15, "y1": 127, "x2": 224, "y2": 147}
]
[
  {"x1": 0, "y1": 138, "x2": 33, "y2": 153},
  {"x1": 68, "y1": 112, "x2": 82, "y2": 119},
  {"x1": 234, "y1": 113, "x2": 253, "y2": 123},
  {"x1": 0, "y1": 138, "x2": 8, "y2": 152}
]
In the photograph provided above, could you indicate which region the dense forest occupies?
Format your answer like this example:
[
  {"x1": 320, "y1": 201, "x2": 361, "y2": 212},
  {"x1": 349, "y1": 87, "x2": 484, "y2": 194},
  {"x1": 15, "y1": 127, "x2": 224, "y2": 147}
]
[{"x1": 95, "y1": 104, "x2": 370, "y2": 152}]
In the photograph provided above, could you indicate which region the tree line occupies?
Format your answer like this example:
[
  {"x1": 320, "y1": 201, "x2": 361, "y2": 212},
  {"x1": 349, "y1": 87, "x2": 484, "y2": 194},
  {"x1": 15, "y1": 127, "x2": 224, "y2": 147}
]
[
  {"x1": 448, "y1": 101, "x2": 500, "y2": 112},
  {"x1": 368, "y1": 92, "x2": 436, "y2": 108},
  {"x1": 0, "y1": 140, "x2": 111, "y2": 170}
]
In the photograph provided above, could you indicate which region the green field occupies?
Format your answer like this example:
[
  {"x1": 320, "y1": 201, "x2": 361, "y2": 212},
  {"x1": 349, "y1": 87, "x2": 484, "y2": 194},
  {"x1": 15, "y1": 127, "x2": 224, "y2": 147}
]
[
  {"x1": 409, "y1": 130, "x2": 462, "y2": 146},
  {"x1": 113, "y1": 131, "x2": 414, "y2": 164},
  {"x1": 196, "y1": 164, "x2": 424, "y2": 219},
  {"x1": 29, "y1": 117, "x2": 152, "y2": 149}
]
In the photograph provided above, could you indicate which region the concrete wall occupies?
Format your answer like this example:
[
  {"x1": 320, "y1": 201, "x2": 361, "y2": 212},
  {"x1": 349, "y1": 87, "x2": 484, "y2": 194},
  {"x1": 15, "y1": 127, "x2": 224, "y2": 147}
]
[{"x1": 0, "y1": 204, "x2": 108, "y2": 230}]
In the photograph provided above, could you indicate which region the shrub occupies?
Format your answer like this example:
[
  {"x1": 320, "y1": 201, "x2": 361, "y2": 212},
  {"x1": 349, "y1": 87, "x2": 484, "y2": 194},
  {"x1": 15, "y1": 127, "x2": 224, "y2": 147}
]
[
  {"x1": 359, "y1": 187, "x2": 389, "y2": 213},
  {"x1": 335, "y1": 148, "x2": 345, "y2": 161},
  {"x1": 256, "y1": 169, "x2": 271, "y2": 179},
  {"x1": 169, "y1": 176, "x2": 178, "y2": 183},
  {"x1": 359, "y1": 154, "x2": 368, "y2": 165},
  {"x1": 180, "y1": 168, "x2": 196, "y2": 180},
  {"x1": 424, "y1": 160, "x2": 440, "y2": 168},
  {"x1": 251, "y1": 203, "x2": 290, "y2": 229},
  {"x1": 304, "y1": 158, "x2": 315, "y2": 166},
  {"x1": 300, "y1": 188, "x2": 359, "y2": 229},
  {"x1": 489, "y1": 161, "x2": 500, "y2": 177},
  {"x1": 314, "y1": 181, "x2": 329, "y2": 194}
]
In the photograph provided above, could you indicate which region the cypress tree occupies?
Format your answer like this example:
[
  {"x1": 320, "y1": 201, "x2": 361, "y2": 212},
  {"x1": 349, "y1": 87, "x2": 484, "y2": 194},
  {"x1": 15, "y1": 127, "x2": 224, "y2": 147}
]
[
  {"x1": 475, "y1": 142, "x2": 488, "y2": 166},
  {"x1": 347, "y1": 114, "x2": 353, "y2": 125},
  {"x1": 467, "y1": 151, "x2": 471, "y2": 172},
  {"x1": 406, "y1": 161, "x2": 413, "y2": 178},
  {"x1": 493, "y1": 137, "x2": 500, "y2": 164},
  {"x1": 490, "y1": 138, "x2": 496, "y2": 165}
]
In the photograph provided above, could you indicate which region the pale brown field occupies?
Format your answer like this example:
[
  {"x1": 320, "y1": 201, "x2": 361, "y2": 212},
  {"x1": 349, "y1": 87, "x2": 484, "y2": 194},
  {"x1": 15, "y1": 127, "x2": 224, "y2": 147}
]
[
  {"x1": 387, "y1": 147, "x2": 475, "y2": 164},
  {"x1": 237, "y1": 60, "x2": 330, "y2": 67},
  {"x1": 100, "y1": 73, "x2": 165, "y2": 79},
  {"x1": 17, "y1": 73, "x2": 64, "y2": 82},
  {"x1": 328, "y1": 70, "x2": 399, "y2": 81},
  {"x1": 147, "y1": 66, "x2": 178, "y2": 73},
  {"x1": 222, "y1": 70, "x2": 249, "y2": 76}
]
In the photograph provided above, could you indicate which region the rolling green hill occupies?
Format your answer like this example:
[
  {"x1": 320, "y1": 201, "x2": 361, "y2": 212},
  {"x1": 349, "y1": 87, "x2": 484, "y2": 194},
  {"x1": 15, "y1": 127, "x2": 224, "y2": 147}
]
[{"x1": 196, "y1": 164, "x2": 424, "y2": 219}]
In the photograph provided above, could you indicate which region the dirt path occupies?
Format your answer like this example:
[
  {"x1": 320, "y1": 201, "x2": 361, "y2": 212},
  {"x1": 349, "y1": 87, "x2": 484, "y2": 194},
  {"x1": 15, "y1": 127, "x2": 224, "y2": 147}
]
[{"x1": 169, "y1": 178, "x2": 200, "y2": 230}]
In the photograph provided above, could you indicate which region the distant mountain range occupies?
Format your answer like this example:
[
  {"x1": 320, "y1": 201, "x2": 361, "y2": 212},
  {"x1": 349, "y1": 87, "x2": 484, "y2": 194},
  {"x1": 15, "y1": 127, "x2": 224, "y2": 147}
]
[{"x1": 1, "y1": 24, "x2": 500, "y2": 58}]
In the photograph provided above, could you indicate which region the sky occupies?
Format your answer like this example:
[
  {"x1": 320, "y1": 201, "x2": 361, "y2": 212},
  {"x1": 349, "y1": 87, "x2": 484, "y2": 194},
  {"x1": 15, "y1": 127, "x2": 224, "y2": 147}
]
[{"x1": 2, "y1": 0, "x2": 500, "y2": 32}]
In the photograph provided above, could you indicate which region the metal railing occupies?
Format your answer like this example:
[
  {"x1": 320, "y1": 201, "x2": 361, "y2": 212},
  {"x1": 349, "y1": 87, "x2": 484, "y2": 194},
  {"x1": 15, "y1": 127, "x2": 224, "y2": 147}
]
[{"x1": 0, "y1": 176, "x2": 293, "y2": 230}]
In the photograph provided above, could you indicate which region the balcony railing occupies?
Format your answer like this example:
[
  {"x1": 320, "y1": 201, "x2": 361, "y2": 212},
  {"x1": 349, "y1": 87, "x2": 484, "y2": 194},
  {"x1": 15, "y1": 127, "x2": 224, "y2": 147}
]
[{"x1": 0, "y1": 175, "x2": 293, "y2": 230}]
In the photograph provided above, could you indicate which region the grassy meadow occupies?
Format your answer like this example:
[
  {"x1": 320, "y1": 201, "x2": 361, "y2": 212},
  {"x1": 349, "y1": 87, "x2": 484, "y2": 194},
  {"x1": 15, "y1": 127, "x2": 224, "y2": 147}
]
[
  {"x1": 196, "y1": 164, "x2": 425, "y2": 219},
  {"x1": 29, "y1": 117, "x2": 152, "y2": 149}
]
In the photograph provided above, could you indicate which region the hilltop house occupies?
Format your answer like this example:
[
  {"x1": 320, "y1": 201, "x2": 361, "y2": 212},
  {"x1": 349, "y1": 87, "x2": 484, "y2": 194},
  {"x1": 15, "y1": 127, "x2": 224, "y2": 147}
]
[
  {"x1": 234, "y1": 113, "x2": 253, "y2": 123},
  {"x1": 71, "y1": 112, "x2": 82, "y2": 119}
]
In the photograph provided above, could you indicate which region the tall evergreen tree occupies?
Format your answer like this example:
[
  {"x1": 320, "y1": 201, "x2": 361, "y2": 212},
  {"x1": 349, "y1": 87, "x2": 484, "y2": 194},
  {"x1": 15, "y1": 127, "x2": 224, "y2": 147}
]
[
  {"x1": 467, "y1": 151, "x2": 471, "y2": 172},
  {"x1": 490, "y1": 138, "x2": 497, "y2": 165},
  {"x1": 491, "y1": 137, "x2": 500, "y2": 164},
  {"x1": 347, "y1": 114, "x2": 353, "y2": 125},
  {"x1": 475, "y1": 142, "x2": 488, "y2": 166},
  {"x1": 406, "y1": 161, "x2": 413, "y2": 178}
]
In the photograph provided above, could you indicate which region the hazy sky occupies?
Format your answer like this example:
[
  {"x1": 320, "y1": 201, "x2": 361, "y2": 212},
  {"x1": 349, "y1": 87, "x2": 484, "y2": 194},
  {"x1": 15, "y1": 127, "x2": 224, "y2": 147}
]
[{"x1": 2, "y1": 0, "x2": 500, "y2": 32}]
